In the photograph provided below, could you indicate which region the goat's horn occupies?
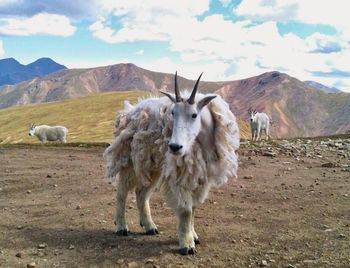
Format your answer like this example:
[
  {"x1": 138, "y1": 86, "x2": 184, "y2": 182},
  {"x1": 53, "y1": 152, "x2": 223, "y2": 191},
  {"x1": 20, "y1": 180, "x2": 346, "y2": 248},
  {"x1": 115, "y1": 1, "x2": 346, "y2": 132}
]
[
  {"x1": 188, "y1": 72, "x2": 203, "y2": 104},
  {"x1": 174, "y1": 71, "x2": 182, "y2": 102}
]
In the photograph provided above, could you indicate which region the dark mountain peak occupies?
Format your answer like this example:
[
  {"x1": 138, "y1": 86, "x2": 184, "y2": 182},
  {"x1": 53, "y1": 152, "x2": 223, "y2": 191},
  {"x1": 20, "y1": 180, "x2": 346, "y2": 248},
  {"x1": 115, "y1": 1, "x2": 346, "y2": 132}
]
[
  {"x1": 29, "y1": 57, "x2": 58, "y2": 65},
  {"x1": 0, "y1": 57, "x2": 66, "y2": 86},
  {"x1": 0, "y1": 57, "x2": 23, "y2": 68},
  {"x1": 0, "y1": 57, "x2": 21, "y2": 64},
  {"x1": 27, "y1": 57, "x2": 66, "y2": 69}
]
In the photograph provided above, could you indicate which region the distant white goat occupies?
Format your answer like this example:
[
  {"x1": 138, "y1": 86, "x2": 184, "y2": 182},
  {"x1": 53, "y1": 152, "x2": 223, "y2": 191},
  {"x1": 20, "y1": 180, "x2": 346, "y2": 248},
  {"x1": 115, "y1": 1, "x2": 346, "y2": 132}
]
[
  {"x1": 104, "y1": 72, "x2": 239, "y2": 255},
  {"x1": 249, "y1": 110, "x2": 270, "y2": 141},
  {"x1": 28, "y1": 124, "x2": 68, "y2": 143}
]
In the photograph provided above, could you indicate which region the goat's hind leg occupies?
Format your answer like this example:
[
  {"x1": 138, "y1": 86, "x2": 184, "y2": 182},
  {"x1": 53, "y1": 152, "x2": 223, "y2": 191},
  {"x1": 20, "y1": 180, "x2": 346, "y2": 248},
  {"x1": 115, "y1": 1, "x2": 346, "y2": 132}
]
[
  {"x1": 136, "y1": 183, "x2": 159, "y2": 235},
  {"x1": 114, "y1": 169, "x2": 134, "y2": 236}
]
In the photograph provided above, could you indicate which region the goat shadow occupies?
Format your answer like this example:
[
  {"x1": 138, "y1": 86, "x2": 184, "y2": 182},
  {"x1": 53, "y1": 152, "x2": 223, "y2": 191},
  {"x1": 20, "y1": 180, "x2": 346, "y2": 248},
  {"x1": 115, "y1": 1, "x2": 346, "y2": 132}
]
[{"x1": 18, "y1": 225, "x2": 179, "y2": 265}]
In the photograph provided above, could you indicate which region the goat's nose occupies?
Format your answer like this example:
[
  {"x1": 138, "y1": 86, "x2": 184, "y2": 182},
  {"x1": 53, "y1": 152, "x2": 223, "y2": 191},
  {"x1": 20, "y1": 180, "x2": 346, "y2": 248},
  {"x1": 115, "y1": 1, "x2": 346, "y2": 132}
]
[{"x1": 169, "y1": 143, "x2": 183, "y2": 153}]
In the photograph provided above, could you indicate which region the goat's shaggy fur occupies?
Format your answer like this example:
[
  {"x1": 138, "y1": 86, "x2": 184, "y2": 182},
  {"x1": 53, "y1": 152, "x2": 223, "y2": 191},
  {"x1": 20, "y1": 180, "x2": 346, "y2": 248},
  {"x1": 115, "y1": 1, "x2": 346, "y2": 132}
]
[
  {"x1": 29, "y1": 125, "x2": 68, "y2": 143},
  {"x1": 104, "y1": 92, "x2": 239, "y2": 254}
]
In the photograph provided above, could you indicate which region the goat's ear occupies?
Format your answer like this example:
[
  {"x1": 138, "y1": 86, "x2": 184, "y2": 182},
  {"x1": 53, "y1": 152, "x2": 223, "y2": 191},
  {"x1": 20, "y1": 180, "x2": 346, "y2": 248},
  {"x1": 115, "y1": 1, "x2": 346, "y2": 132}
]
[
  {"x1": 160, "y1": 91, "x2": 176, "y2": 103},
  {"x1": 198, "y1": 95, "x2": 216, "y2": 110}
]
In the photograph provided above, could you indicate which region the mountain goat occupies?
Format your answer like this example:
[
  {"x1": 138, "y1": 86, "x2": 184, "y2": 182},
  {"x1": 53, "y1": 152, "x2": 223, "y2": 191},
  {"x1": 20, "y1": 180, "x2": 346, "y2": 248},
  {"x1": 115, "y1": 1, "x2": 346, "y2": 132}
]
[
  {"x1": 249, "y1": 110, "x2": 270, "y2": 141},
  {"x1": 104, "y1": 72, "x2": 239, "y2": 255},
  {"x1": 28, "y1": 124, "x2": 68, "y2": 143}
]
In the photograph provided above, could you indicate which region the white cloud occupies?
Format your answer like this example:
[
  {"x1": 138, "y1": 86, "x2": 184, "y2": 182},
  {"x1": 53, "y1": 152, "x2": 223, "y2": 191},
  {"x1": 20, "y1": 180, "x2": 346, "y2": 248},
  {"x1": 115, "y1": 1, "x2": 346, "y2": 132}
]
[
  {"x1": 234, "y1": 0, "x2": 349, "y2": 32},
  {"x1": 0, "y1": 0, "x2": 18, "y2": 6},
  {"x1": 87, "y1": 0, "x2": 350, "y2": 92},
  {"x1": 140, "y1": 57, "x2": 231, "y2": 82},
  {"x1": 0, "y1": 40, "x2": 5, "y2": 57},
  {"x1": 96, "y1": 0, "x2": 209, "y2": 17},
  {"x1": 0, "y1": 13, "x2": 76, "y2": 37},
  {"x1": 136, "y1": 49, "x2": 144, "y2": 55},
  {"x1": 89, "y1": 0, "x2": 209, "y2": 43}
]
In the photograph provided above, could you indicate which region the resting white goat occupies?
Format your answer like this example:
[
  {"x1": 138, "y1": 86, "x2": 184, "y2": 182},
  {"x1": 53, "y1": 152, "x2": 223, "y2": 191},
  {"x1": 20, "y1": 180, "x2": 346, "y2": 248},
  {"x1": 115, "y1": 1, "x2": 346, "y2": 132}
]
[
  {"x1": 104, "y1": 73, "x2": 239, "y2": 255},
  {"x1": 28, "y1": 124, "x2": 68, "y2": 143},
  {"x1": 249, "y1": 110, "x2": 270, "y2": 141}
]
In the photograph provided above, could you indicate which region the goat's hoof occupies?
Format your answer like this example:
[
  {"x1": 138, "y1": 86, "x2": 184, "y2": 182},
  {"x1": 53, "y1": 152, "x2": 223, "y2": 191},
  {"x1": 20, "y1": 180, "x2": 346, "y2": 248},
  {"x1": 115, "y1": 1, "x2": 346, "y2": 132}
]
[
  {"x1": 115, "y1": 229, "x2": 129, "y2": 236},
  {"x1": 194, "y1": 238, "x2": 200, "y2": 245},
  {"x1": 146, "y1": 228, "x2": 159, "y2": 235},
  {"x1": 179, "y1": 247, "x2": 195, "y2": 255}
]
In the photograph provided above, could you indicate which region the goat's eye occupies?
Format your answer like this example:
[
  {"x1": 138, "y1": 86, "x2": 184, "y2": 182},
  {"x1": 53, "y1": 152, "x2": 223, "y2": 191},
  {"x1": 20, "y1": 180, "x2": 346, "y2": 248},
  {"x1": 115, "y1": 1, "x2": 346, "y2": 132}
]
[
  {"x1": 171, "y1": 110, "x2": 174, "y2": 116},
  {"x1": 192, "y1": 113, "x2": 197, "y2": 119}
]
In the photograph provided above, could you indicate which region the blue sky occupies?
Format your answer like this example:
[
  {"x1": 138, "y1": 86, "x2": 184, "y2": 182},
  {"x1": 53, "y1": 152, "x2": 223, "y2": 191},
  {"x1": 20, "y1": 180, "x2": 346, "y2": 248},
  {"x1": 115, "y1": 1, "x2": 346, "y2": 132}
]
[{"x1": 0, "y1": 0, "x2": 350, "y2": 92}]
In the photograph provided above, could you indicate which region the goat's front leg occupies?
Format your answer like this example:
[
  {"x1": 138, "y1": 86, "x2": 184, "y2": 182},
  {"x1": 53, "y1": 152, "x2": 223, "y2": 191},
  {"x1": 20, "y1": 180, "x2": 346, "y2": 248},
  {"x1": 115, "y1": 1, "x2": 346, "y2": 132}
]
[
  {"x1": 115, "y1": 179, "x2": 129, "y2": 236},
  {"x1": 252, "y1": 130, "x2": 257, "y2": 141},
  {"x1": 136, "y1": 185, "x2": 158, "y2": 235},
  {"x1": 191, "y1": 207, "x2": 200, "y2": 245},
  {"x1": 177, "y1": 207, "x2": 195, "y2": 255}
]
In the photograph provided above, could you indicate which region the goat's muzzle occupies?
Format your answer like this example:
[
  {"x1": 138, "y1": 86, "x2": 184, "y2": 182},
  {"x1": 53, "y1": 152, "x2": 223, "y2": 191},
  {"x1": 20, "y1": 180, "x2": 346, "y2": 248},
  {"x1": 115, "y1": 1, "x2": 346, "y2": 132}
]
[{"x1": 169, "y1": 143, "x2": 183, "y2": 154}]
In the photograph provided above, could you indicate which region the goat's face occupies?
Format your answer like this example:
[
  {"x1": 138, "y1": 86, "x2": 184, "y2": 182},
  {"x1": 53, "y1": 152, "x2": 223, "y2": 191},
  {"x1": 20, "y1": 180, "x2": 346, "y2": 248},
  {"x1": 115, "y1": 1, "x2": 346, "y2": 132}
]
[
  {"x1": 161, "y1": 72, "x2": 216, "y2": 156},
  {"x1": 249, "y1": 111, "x2": 257, "y2": 123},
  {"x1": 28, "y1": 125, "x2": 36, "y2": 136}
]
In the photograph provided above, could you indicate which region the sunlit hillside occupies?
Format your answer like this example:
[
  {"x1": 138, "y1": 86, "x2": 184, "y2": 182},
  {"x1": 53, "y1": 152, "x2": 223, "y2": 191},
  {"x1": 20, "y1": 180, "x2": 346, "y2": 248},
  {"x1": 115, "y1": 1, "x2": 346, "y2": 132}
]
[{"x1": 0, "y1": 91, "x2": 250, "y2": 144}]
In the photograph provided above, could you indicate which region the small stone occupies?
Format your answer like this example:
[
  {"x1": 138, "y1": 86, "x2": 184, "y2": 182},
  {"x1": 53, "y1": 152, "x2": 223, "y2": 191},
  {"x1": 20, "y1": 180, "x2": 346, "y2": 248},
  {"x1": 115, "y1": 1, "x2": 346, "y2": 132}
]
[
  {"x1": 69, "y1": 244, "x2": 75, "y2": 250},
  {"x1": 38, "y1": 243, "x2": 47, "y2": 249},
  {"x1": 145, "y1": 258, "x2": 154, "y2": 264},
  {"x1": 27, "y1": 190, "x2": 31, "y2": 194},
  {"x1": 243, "y1": 175, "x2": 253, "y2": 180},
  {"x1": 262, "y1": 151, "x2": 276, "y2": 157},
  {"x1": 15, "y1": 252, "x2": 22, "y2": 258},
  {"x1": 321, "y1": 162, "x2": 338, "y2": 168},
  {"x1": 16, "y1": 225, "x2": 24, "y2": 230},
  {"x1": 337, "y1": 233, "x2": 346, "y2": 239},
  {"x1": 260, "y1": 260, "x2": 268, "y2": 267},
  {"x1": 76, "y1": 205, "x2": 81, "y2": 210},
  {"x1": 46, "y1": 174, "x2": 52, "y2": 178},
  {"x1": 27, "y1": 262, "x2": 36, "y2": 268}
]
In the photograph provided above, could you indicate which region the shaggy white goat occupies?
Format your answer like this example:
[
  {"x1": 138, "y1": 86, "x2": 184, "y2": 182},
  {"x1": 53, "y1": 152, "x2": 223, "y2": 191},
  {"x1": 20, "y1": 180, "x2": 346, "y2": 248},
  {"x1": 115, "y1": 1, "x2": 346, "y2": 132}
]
[
  {"x1": 28, "y1": 124, "x2": 68, "y2": 143},
  {"x1": 104, "y1": 73, "x2": 239, "y2": 255},
  {"x1": 249, "y1": 110, "x2": 270, "y2": 141}
]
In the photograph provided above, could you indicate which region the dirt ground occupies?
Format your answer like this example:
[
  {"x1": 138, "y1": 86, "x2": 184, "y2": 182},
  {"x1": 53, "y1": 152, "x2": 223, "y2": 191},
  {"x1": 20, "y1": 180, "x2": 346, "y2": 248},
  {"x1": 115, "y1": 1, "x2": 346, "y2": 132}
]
[{"x1": 0, "y1": 139, "x2": 349, "y2": 268}]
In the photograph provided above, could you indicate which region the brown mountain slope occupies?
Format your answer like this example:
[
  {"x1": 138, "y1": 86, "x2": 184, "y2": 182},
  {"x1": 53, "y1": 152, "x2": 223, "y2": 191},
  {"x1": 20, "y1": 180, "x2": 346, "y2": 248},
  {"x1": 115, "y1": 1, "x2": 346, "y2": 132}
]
[
  {"x1": 216, "y1": 71, "x2": 350, "y2": 138},
  {"x1": 0, "y1": 63, "x2": 349, "y2": 138},
  {"x1": 0, "y1": 63, "x2": 224, "y2": 109}
]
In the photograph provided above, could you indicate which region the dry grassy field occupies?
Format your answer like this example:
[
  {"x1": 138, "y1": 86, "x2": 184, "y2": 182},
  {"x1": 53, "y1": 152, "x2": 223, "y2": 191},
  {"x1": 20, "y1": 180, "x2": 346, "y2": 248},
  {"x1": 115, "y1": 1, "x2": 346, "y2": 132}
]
[{"x1": 0, "y1": 91, "x2": 251, "y2": 145}]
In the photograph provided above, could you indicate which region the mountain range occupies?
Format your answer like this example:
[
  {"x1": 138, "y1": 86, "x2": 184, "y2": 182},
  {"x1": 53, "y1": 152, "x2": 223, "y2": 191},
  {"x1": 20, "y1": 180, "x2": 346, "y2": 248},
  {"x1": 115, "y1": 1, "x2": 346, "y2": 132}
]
[
  {"x1": 0, "y1": 60, "x2": 349, "y2": 138},
  {"x1": 0, "y1": 57, "x2": 66, "y2": 86}
]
